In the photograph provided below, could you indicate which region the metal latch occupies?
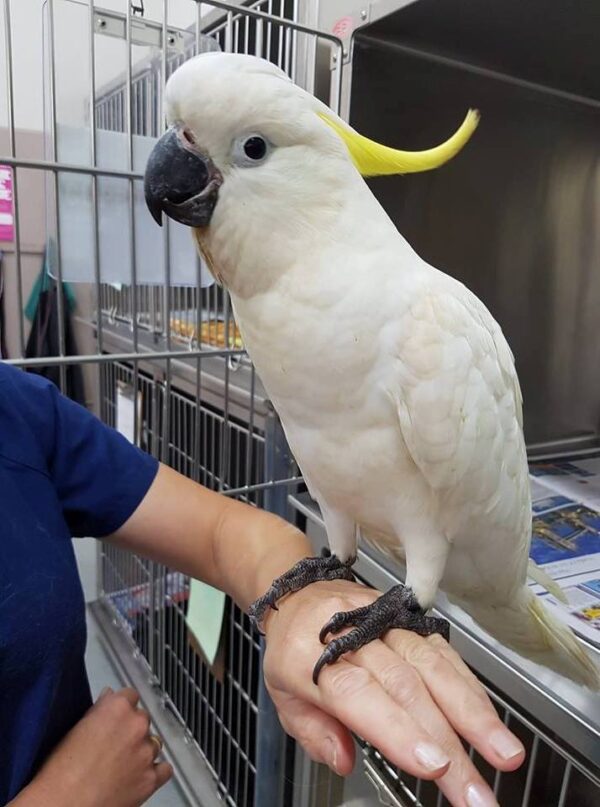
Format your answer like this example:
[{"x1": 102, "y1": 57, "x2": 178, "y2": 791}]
[
  {"x1": 363, "y1": 758, "x2": 413, "y2": 807},
  {"x1": 94, "y1": 9, "x2": 186, "y2": 53}
]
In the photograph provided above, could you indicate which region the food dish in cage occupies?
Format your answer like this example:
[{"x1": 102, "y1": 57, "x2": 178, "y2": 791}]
[{"x1": 170, "y1": 317, "x2": 244, "y2": 349}]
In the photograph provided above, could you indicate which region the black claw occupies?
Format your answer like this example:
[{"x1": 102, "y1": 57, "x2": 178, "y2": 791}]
[
  {"x1": 313, "y1": 584, "x2": 450, "y2": 685},
  {"x1": 248, "y1": 594, "x2": 274, "y2": 625},
  {"x1": 319, "y1": 606, "x2": 371, "y2": 644},
  {"x1": 312, "y1": 652, "x2": 329, "y2": 684},
  {"x1": 313, "y1": 626, "x2": 371, "y2": 683},
  {"x1": 313, "y1": 641, "x2": 345, "y2": 684},
  {"x1": 319, "y1": 612, "x2": 345, "y2": 644},
  {"x1": 248, "y1": 609, "x2": 264, "y2": 635},
  {"x1": 319, "y1": 619, "x2": 337, "y2": 645},
  {"x1": 248, "y1": 554, "x2": 357, "y2": 632}
]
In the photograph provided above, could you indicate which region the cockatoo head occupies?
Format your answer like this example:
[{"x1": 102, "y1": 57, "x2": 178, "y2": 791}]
[
  {"x1": 145, "y1": 53, "x2": 352, "y2": 231},
  {"x1": 144, "y1": 52, "x2": 478, "y2": 292}
]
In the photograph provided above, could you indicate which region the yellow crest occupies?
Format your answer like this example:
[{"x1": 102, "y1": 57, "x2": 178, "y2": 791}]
[{"x1": 319, "y1": 109, "x2": 480, "y2": 177}]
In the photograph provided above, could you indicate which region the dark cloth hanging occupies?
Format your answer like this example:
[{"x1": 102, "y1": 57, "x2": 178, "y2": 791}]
[{"x1": 24, "y1": 255, "x2": 86, "y2": 406}]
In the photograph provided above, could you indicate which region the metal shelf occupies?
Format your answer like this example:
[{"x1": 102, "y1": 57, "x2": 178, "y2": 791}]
[{"x1": 99, "y1": 320, "x2": 272, "y2": 429}]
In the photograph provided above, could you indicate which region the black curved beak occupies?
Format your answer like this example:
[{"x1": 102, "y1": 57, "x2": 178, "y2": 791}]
[{"x1": 144, "y1": 124, "x2": 222, "y2": 228}]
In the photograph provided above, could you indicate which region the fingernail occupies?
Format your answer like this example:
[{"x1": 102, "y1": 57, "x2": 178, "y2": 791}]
[
  {"x1": 489, "y1": 729, "x2": 524, "y2": 760},
  {"x1": 324, "y1": 738, "x2": 339, "y2": 774},
  {"x1": 465, "y1": 783, "x2": 499, "y2": 807},
  {"x1": 98, "y1": 686, "x2": 113, "y2": 699},
  {"x1": 414, "y1": 742, "x2": 450, "y2": 771}
]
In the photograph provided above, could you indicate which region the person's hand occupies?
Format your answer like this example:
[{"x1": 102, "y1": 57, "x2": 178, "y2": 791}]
[
  {"x1": 263, "y1": 580, "x2": 525, "y2": 807},
  {"x1": 15, "y1": 688, "x2": 172, "y2": 807}
]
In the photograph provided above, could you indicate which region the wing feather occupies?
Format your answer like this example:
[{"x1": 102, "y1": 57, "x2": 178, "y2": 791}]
[{"x1": 393, "y1": 281, "x2": 529, "y2": 542}]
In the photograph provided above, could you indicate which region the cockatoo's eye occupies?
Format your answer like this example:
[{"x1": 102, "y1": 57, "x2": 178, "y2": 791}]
[
  {"x1": 244, "y1": 136, "x2": 267, "y2": 160},
  {"x1": 232, "y1": 134, "x2": 271, "y2": 167}
]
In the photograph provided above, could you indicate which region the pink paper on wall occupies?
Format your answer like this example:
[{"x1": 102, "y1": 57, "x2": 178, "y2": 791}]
[{"x1": 0, "y1": 165, "x2": 15, "y2": 242}]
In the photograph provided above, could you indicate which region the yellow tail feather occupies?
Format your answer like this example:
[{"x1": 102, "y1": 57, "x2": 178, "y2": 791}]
[{"x1": 527, "y1": 558, "x2": 568, "y2": 604}]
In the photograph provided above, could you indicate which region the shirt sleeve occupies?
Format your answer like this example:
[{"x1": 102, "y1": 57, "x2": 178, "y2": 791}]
[{"x1": 11, "y1": 368, "x2": 159, "y2": 538}]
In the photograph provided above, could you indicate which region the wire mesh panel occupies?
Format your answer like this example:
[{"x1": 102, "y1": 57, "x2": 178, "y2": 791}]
[
  {"x1": 96, "y1": 357, "x2": 276, "y2": 807},
  {"x1": 98, "y1": 361, "x2": 159, "y2": 664},
  {"x1": 155, "y1": 586, "x2": 261, "y2": 807}
]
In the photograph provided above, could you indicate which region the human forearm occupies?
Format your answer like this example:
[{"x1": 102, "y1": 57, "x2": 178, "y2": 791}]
[
  {"x1": 9, "y1": 779, "x2": 55, "y2": 807},
  {"x1": 212, "y1": 490, "x2": 312, "y2": 611},
  {"x1": 109, "y1": 463, "x2": 312, "y2": 610},
  {"x1": 9, "y1": 775, "x2": 76, "y2": 807}
]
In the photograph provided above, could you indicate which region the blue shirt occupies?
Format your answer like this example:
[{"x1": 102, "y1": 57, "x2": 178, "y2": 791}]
[{"x1": 0, "y1": 362, "x2": 158, "y2": 802}]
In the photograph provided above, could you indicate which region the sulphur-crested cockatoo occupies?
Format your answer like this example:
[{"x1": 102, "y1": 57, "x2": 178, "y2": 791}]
[{"x1": 144, "y1": 52, "x2": 599, "y2": 689}]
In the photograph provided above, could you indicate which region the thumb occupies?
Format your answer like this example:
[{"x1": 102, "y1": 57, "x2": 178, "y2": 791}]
[
  {"x1": 273, "y1": 692, "x2": 355, "y2": 776},
  {"x1": 96, "y1": 686, "x2": 114, "y2": 703}
]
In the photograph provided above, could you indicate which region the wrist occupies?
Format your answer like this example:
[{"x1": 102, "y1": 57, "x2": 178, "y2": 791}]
[
  {"x1": 213, "y1": 500, "x2": 312, "y2": 611},
  {"x1": 247, "y1": 519, "x2": 312, "y2": 605},
  {"x1": 254, "y1": 536, "x2": 311, "y2": 596},
  {"x1": 261, "y1": 577, "x2": 370, "y2": 639},
  {"x1": 261, "y1": 578, "x2": 321, "y2": 638}
]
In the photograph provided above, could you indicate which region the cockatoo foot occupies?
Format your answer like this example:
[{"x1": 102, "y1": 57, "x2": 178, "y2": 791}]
[
  {"x1": 313, "y1": 584, "x2": 449, "y2": 684},
  {"x1": 248, "y1": 552, "x2": 356, "y2": 634}
]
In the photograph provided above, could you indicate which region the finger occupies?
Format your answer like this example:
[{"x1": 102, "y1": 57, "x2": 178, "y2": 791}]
[
  {"x1": 272, "y1": 691, "x2": 355, "y2": 776},
  {"x1": 426, "y1": 632, "x2": 488, "y2": 690},
  {"x1": 352, "y1": 639, "x2": 499, "y2": 807},
  {"x1": 148, "y1": 734, "x2": 163, "y2": 761},
  {"x1": 96, "y1": 686, "x2": 114, "y2": 702},
  {"x1": 385, "y1": 631, "x2": 525, "y2": 772},
  {"x1": 316, "y1": 658, "x2": 451, "y2": 780},
  {"x1": 117, "y1": 687, "x2": 141, "y2": 708},
  {"x1": 134, "y1": 708, "x2": 151, "y2": 737},
  {"x1": 154, "y1": 761, "x2": 173, "y2": 788}
]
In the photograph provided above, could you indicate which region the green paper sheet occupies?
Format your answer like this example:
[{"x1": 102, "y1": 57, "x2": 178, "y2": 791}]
[{"x1": 185, "y1": 578, "x2": 226, "y2": 666}]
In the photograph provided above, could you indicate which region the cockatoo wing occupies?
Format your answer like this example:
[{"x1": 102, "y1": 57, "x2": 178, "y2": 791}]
[
  {"x1": 393, "y1": 280, "x2": 530, "y2": 555},
  {"x1": 386, "y1": 280, "x2": 600, "y2": 689}
]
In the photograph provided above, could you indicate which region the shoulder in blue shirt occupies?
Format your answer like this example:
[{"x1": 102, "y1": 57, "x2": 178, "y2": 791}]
[{"x1": 0, "y1": 362, "x2": 158, "y2": 802}]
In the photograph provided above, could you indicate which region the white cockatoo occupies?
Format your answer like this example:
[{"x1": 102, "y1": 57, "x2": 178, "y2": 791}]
[{"x1": 144, "y1": 52, "x2": 599, "y2": 689}]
